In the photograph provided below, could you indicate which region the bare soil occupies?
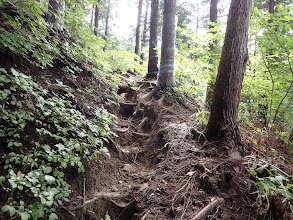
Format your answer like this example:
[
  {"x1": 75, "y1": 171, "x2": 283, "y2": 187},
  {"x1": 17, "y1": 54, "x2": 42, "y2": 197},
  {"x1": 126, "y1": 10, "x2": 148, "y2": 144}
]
[{"x1": 60, "y1": 72, "x2": 293, "y2": 220}]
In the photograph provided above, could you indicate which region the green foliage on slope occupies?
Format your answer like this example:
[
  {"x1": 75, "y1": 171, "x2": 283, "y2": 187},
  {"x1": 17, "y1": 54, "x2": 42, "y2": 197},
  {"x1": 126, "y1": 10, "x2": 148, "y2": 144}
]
[{"x1": 0, "y1": 67, "x2": 114, "y2": 219}]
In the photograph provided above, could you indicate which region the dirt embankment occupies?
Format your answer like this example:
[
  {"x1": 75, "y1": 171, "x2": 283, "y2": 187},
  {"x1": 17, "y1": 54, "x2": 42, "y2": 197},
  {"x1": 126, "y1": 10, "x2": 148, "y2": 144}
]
[{"x1": 61, "y1": 72, "x2": 293, "y2": 220}]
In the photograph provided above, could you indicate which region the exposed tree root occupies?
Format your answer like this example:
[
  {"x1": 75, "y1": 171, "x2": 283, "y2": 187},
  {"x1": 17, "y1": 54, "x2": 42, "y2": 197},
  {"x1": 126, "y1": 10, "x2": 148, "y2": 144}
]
[
  {"x1": 135, "y1": 80, "x2": 156, "y2": 86},
  {"x1": 137, "y1": 117, "x2": 149, "y2": 133},
  {"x1": 157, "y1": 93, "x2": 166, "y2": 108},
  {"x1": 191, "y1": 198, "x2": 224, "y2": 220},
  {"x1": 135, "y1": 87, "x2": 158, "y2": 113},
  {"x1": 141, "y1": 210, "x2": 150, "y2": 220},
  {"x1": 107, "y1": 138, "x2": 126, "y2": 159},
  {"x1": 190, "y1": 128, "x2": 207, "y2": 142},
  {"x1": 177, "y1": 97, "x2": 190, "y2": 109}
]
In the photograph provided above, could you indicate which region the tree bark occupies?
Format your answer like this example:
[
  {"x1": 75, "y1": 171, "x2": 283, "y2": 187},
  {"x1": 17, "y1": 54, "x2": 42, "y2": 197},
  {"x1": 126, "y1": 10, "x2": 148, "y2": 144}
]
[
  {"x1": 145, "y1": 0, "x2": 159, "y2": 79},
  {"x1": 135, "y1": 0, "x2": 144, "y2": 57},
  {"x1": 205, "y1": 0, "x2": 218, "y2": 109},
  {"x1": 94, "y1": 0, "x2": 101, "y2": 36},
  {"x1": 268, "y1": 0, "x2": 275, "y2": 14},
  {"x1": 157, "y1": 0, "x2": 176, "y2": 88},
  {"x1": 206, "y1": 0, "x2": 252, "y2": 145},
  {"x1": 140, "y1": 0, "x2": 150, "y2": 64}
]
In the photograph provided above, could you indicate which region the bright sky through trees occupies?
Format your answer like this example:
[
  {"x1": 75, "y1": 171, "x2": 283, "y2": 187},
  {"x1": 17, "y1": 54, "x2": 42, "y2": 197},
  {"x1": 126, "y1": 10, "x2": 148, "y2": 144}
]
[{"x1": 113, "y1": 0, "x2": 230, "y2": 38}]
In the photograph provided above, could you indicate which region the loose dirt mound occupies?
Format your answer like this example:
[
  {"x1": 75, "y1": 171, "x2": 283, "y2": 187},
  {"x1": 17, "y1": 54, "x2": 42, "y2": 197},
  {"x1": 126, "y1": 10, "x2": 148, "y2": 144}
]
[{"x1": 62, "y1": 72, "x2": 293, "y2": 220}]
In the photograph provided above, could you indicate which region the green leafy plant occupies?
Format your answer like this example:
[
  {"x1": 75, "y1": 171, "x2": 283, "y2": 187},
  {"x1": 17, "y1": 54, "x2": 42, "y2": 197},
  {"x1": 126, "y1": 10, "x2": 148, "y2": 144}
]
[
  {"x1": 250, "y1": 167, "x2": 293, "y2": 202},
  {"x1": 100, "y1": 213, "x2": 111, "y2": 220},
  {"x1": 195, "y1": 111, "x2": 209, "y2": 127},
  {"x1": 0, "y1": 68, "x2": 114, "y2": 218}
]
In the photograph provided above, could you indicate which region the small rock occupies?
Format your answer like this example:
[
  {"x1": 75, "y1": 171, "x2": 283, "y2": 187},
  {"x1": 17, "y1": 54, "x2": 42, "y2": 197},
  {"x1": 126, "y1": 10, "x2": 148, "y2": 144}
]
[
  {"x1": 123, "y1": 164, "x2": 137, "y2": 172},
  {"x1": 139, "y1": 183, "x2": 149, "y2": 191},
  {"x1": 111, "y1": 186, "x2": 119, "y2": 192}
]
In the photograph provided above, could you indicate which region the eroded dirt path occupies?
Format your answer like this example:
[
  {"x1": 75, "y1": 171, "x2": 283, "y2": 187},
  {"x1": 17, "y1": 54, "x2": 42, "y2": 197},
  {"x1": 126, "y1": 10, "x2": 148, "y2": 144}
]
[{"x1": 62, "y1": 73, "x2": 293, "y2": 220}]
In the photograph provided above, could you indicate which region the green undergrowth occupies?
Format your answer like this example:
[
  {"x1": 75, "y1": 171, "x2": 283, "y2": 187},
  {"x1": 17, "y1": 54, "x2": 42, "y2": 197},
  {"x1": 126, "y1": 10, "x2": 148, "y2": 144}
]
[
  {"x1": 0, "y1": 0, "x2": 144, "y2": 90},
  {"x1": 0, "y1": 67, "x2": 115, "y2": 219},
  {"x1": 251, "y1": 166, "x2": 293, "y2": 205},
  {"x1": 0, "y1": 1, "x2": 129, "y2": 218}
]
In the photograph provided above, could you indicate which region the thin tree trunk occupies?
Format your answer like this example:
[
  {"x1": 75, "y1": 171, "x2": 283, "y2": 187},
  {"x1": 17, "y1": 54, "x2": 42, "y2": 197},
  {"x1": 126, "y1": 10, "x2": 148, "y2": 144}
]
[
  {"x1": 206, "y1": 0, "x2": 252, "y2": 145},
  {"x1": 266, "y1": 0, "x2": 275, "y2": 125},
  {"x1": 91, "y1": 4, "x2": 94, "y2": 27},
  {"x1": 135, "y1": 0, "x2": 144, "y2": 57},
  {"x1": 140, "y1": 0, "x2": 150, "y2": 63},
  {"x1": 205, "y1": 0, "x2": 218, "y2": 109},
  {"x1": 103, "y1": 0, "x2": 110, "y2": 51},
  {"x1": 157, "y1": 0, "x2": 176, "y2": 88},
  {"x1": 268, "y1": 0, "x2": 275, "y2": 14},
  {"x1": 145, "y1": 0, "x2": 159, "y2": 79},
  {"x1": 94, "y1": 0, "x2": 101, "y2": 36},
  {"x1": 196, "y1": 3, "x2": 200, "y2": 34}
]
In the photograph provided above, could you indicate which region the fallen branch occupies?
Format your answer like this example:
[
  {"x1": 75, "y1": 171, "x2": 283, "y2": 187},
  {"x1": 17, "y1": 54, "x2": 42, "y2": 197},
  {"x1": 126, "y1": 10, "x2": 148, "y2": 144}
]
[
  {"x1": 112, "y1": 127, "x2": 130, "y2": 132},
  {"x1": 61, "y1": 206, "x2": 76, "y2": 217},
  {"x1": 132, "y1": 131, "x2": 151, "y2": 137},
  {"x1": 71, "y1": 192, "x2": 126, "y2": 211},
  {"x1": 191, "y1": 198, "x2": 224, "y2": 220}
]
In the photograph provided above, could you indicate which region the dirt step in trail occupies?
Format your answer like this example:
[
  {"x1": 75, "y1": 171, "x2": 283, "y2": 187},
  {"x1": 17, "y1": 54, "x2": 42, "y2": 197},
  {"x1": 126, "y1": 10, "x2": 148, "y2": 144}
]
[{"x1": 62, "y1": 73, "x2": 293, "y2": 220}]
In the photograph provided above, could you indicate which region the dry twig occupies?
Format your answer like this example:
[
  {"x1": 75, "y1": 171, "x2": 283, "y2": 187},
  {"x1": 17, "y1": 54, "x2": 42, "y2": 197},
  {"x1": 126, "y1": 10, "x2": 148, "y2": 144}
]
[{"x1": 191, "y1": 198, "x2": 224, "y2": 220}]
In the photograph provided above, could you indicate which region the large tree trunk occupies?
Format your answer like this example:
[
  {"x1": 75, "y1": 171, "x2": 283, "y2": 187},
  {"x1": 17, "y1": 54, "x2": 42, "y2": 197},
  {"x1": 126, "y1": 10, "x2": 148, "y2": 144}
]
[
  {"x1": 205, "y1": 0, "x2": 218, "y2": 109},
  {"x1": 94, "y1": 0, "x2": 101, "y2": 36},
  {"x1": 140, "y1": 0, "x2": 150, "y2": 64},
  {"x1": 47, "y1": 0, "x2": 65, "y2": 29},
  {"x1": 145, "y1": 0, "x2": 159, "y2": 79},
  {"x1": 135, "y1": 0, "x2": 144, "y2": 57},
  {"x1": 206, "y1": 0, "x2": 252, "y2": 145},
  {"x1": 157, "y1": 0, "x2": 176, "y2": 88}
]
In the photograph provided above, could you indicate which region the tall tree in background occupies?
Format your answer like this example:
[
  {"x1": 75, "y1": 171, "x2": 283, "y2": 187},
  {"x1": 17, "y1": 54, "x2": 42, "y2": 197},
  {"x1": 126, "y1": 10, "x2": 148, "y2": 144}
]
[
  {"x1": 205, "y1": 0, "x2": 218, "y2": 109},
  {"x1": 47, "y1": 0, "x2": 65, "y2": 29},
  {"x1": 157, "y1": 0, "x2": 176, "y2": 88},
  {"x1": 94, "y1": 0, "x2": 101, "y2": 36},
  {"x1": 103, "y1": 0, "x2": 110, "y2": 50},
  {"x1": 257, "y1": 0, "x2": 276, "y2": 125},
  {"x1": 206, "y1": 0, "x2": 252, "y2": 145},
  {"x1": 145, "y1": 0, "x2": 159, "y2": 79},
  {"x1": 140, "y1": 0, "x2": 150, "y2": 63},
  {"x1": 135, "y1": 0, "x2": 144, "y2": 57},
  {"x1": 268, "y1": 0, "x2": 275, "y2": 14}
]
